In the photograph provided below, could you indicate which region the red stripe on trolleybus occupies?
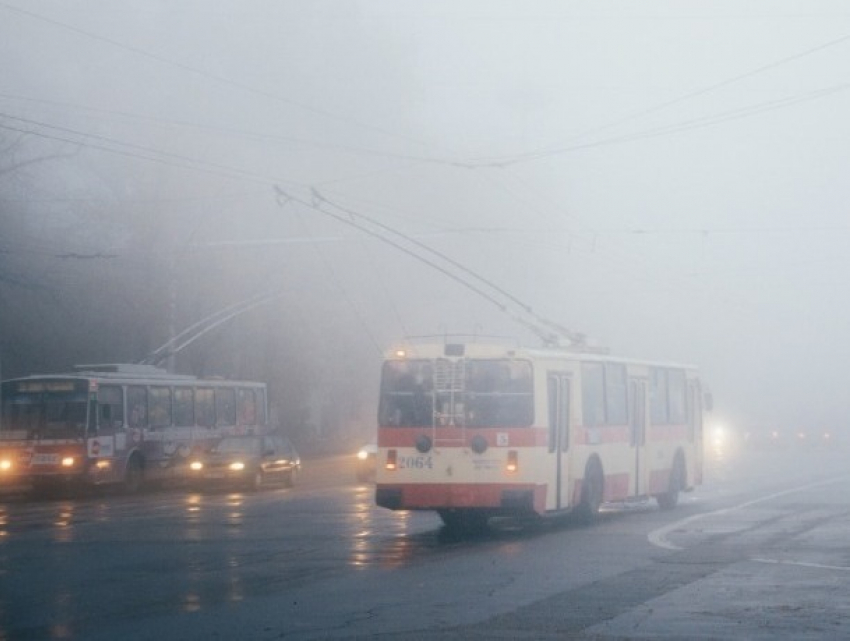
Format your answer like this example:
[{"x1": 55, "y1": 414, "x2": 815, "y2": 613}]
[{"x1": 378, "y1": 427, "x2": 548, "y2": 448}]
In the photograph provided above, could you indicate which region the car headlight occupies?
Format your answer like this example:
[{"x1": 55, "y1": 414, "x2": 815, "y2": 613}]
[
  {"x1": 189, "y1": 461, "x2": 203, "y2": 471},
  {"x1": 357, "y1": 449, "x2": 369, "y2": 461},
  {"x1": 229, "y1": 461, "x2": 245, "y2": 471}
]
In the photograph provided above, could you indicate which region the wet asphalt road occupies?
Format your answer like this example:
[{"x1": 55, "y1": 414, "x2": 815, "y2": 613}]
[{"x1": 2, "y1": 444, "x2": 849, "y2": 640}]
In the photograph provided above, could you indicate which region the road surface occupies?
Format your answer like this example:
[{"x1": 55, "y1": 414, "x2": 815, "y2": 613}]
[{"x1": 1, "y1": 444, "x2": 848, "y2": 639}]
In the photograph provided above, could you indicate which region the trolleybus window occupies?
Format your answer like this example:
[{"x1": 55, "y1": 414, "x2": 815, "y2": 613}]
[
  {"x1": 215, "y1": 388, "x2": 236, "y2": 426},
  {"x1": 173, "y1": 387, "x2": 194, "y2": 426},
  {"x1": 581, "y1": 362, "x2": 627, "y2": 426},
  {"x1": 255, "y1": 388, "x2": 267, "y2": 425},
  {"x1": 237, "y1": 388, "x2": 257, "y2": 425},
  {"x1": 128, "y1": 386, "x2": 148, "y2": 428},
  {"x1": 650, "y1": 368, "x2": 687, "y2": 424},
  {"x1": 149, "y1": 386, "x2": 172, "y2": 428},
  {"x1": 97, "y1": 385, "x2": 124, "y2": 431},
  {"x1": 379, "y1": 358, "x2": 533, "y2": 428},
  {"x1": 196, "y1": 388, "x2": 215, "y2": 427},
  {"x1": 1, "y1": 380, "x2": 90, "y2": 437}
]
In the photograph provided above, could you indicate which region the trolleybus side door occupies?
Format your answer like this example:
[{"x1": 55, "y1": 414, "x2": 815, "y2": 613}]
[
  {"x1": 547, "y1": 373, "x2": 571, "y2": 510},
  {"x1": 629, "y1": 379, "x2": 650, "y2": 497}
]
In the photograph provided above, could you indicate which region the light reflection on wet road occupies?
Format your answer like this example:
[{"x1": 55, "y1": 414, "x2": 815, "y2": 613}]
[
  {"x1": 2, "y1": 446, "x2": 846, "y2": 640},
  {"x1": 0, "y1": 456, "x2": 497, "y2": 639}
]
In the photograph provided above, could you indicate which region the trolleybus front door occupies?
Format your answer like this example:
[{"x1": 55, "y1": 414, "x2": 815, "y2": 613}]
[{"x1": 547, "y1": 374, "x2": 570, "y2": 510}]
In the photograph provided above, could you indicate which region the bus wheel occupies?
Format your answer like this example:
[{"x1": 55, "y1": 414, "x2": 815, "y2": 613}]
[
  {"x1": 575, "y1": 458, "x2": 604, "y2": 524},
  {"x1": 656, "y1": 453, "x2": 685, "y2": 510},
  {"x1": 124, "y1": 455, "x2": 144, "y2": 493},
  {"x1": 438, "y1": 509, "x2": 489, "y2": 534}
]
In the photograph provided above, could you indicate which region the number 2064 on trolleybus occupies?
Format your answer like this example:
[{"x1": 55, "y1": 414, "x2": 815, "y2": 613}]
[
  {"x1": 375, "y1": 341, "x2": 707, "y2": 531},
  {"x1": 0, "y1": 364, "x2": 269, "y2": 493}
]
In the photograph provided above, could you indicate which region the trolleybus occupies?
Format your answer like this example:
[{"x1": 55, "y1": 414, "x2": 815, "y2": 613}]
[
  {"x1": 375, "y1": 340, "x2": 705, "y2": 530},
  {"x1": 0, "y1": 364, "x2": 269, "y2": 493}
]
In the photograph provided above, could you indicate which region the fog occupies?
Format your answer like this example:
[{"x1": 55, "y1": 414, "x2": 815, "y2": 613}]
[{"x1": 2, "y1": 1, "x2": 849, "y2": 441}]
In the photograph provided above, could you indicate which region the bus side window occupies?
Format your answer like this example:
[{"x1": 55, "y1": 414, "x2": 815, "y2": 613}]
[
  {"x1": 255, "y1": 388, "x2": 267, "y2": 425},
  {"x1": 215, "y1": 388, "x2": 236, "y2": 427},
  {"x1": 174, "y1": 387, "x2": 194, "y2": 427},
  {"x1": 195, "y1": 388, "x2": 215, "y2": 428},
  {"x1": 127, "y1": 386, "x2": 148, "y2": 429},
  {"x1": 98, "y1": 385, "x2": 124, "y2": 432},
  {"x1": 149, "y1": 386, "x2": 172, "y2": 428},
  {"x1": 237, "y1": 389, "x2": 256, "y2": 425}
]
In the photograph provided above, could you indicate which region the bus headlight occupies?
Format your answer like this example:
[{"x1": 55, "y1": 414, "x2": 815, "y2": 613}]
[
  {"x1": 0, "y1": 459, "x2": 12, "y2": 472},
  {"x1": 61, "y1": 456, "x2": 76, "y2": 467}
]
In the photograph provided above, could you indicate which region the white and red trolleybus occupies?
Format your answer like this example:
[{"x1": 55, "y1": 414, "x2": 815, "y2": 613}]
[
  {"x1": 0, "y1": 364, "x2": 269, "y2": 493},
  {"x1": 375, "y1": 340, "x2": 706, "y2": 531}
]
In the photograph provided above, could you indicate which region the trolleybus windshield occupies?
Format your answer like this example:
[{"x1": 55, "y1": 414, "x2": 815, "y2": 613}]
[
  {"x1": 378, "y1": 358, "x2": 533, "y2": 428},
  {"x1": 0, "y1": 380, "x2": 91, "y2": 439}
]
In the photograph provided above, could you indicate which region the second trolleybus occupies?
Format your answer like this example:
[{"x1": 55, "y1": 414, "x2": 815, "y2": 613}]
[{"x1": 0, "y1": 364, "x2": 270, "y2": 493}]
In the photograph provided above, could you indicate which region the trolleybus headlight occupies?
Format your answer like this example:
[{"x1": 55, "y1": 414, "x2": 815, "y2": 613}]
[
  {"x1": 506, "y1": 450, "x2": 519, "y2": 473},
  {"x1": 229, "y1": 461, "x2": 245, "y2": 471},
  {"x1": 386, "y1": 449, "x2": 397, "y2": 471},
  {"x1": 0, "y1": 459, "x2": 12, "y2": 472},
  {"x1": 61, "y1": 456, "x2": 75, "y2": 467}
]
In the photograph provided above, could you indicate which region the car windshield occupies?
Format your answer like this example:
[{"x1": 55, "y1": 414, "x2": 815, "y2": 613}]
[{"x1": 213, "y1": 437, "x2": 262, "y2": 456}]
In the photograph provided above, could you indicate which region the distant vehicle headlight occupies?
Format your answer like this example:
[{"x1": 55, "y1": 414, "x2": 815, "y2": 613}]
[
  {"x1": 711, "y1": 425, "x2": 727, "y2": 445},
  {"x1": 229, "y1": 461, "x2": 245, "y2": 471},
  {"x1": 189, "y1": 461, "x2": 203, "y2": 471}
]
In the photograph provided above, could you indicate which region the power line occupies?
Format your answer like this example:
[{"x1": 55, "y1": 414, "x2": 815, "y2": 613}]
[
  {"x1": 468, "y1": 32, "x2": 850, "y2": 167},
  {"x1": 0, "y1": 92, "x2": 463, "y2": 167},
  {"x1": 0, "y1": 2, "x2": 437, "y2": 152},
  {"x1": 274, "y1": 185, "x2": 588, "y2": 348}
]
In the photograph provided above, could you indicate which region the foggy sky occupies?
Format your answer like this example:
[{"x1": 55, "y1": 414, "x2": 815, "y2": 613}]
[{"x1": 2, "y1": 1, "x2": 849, "y2": 431}]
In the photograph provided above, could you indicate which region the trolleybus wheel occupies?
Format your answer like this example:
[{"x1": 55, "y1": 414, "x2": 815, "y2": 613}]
[
  {"x1": 656, "y1": 452, "x2": 685, "y2": 510},
  {"x1": 575, "y1": 457, "x2": 604, "y2": 524}
]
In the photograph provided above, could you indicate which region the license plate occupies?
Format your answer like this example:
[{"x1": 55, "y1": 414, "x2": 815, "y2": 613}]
[
  {"x1": 31, "y1": 453, "x2": 59, "y2": 465},
  {"x1": 398, "y1": 455, "x2": 433, "y2": 470}
]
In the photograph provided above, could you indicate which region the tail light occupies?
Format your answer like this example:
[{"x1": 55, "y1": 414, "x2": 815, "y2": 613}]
[{"x1": 506, "y1": 450, "x2": 518, "y2": 473}]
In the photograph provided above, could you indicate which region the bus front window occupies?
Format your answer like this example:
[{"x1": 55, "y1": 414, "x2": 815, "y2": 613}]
[{"x1": 2, "y1": 392, "x2": 89, "y2": 438}]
